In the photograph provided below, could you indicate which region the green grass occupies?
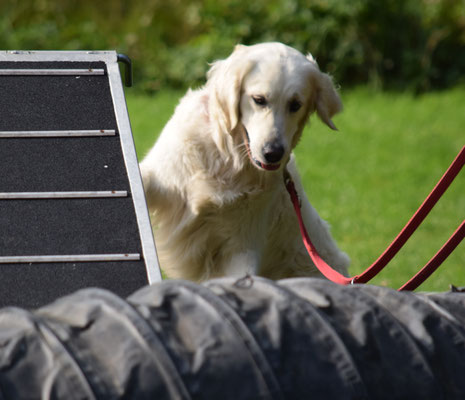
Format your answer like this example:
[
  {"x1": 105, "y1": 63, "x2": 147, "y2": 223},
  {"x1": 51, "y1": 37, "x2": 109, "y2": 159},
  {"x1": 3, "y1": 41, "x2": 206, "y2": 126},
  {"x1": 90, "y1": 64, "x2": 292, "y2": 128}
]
[{"x1": 126, "y1": 87, "x2": 465, "y2": 292}]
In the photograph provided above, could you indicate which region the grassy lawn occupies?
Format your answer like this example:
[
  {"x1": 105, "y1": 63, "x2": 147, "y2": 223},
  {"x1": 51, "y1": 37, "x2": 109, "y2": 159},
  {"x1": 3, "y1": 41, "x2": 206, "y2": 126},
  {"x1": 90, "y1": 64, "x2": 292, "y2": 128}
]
[{"x1": 126, "y1": 87, "x2": 465, "y2": 292}]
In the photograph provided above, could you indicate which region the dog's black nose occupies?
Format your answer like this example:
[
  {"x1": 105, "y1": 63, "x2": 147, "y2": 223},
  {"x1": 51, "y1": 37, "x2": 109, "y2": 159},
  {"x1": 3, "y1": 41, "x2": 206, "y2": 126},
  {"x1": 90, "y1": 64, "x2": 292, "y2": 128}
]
[{"x1": 262, "y1": 142, "x2": 285, "y2": 164}]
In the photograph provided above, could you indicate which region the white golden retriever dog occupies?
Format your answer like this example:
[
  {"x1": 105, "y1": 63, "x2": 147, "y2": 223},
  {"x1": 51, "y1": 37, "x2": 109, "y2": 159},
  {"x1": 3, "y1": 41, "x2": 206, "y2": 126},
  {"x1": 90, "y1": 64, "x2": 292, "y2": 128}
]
[{"x1": 140, "y1": 42, "x2": 349, "y2": 281}]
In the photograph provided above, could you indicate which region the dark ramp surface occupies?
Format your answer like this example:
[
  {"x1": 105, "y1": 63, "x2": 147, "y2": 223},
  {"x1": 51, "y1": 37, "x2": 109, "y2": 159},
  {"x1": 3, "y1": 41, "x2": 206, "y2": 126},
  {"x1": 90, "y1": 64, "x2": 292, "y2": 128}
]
[
  {"x1": 0, "y1": 137, "x2": 129, "y2": 192},
  {"x1": 0, "y1": 62, "x2": 114, "y2": 131},
  {"x1": 0, "y1": 198, "x2": 141, "y2": 256},
  {"x1": 0, "y1": 55, "x2": 157, "y2": 308}
]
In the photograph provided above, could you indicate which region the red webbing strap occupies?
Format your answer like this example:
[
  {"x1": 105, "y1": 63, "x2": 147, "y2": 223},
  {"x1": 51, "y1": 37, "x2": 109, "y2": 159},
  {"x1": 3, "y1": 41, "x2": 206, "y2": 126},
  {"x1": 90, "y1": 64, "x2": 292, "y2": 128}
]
[
  {"x1": 286, "y1": 179, "x2": 353, "y2": 285},
  {"x1": 353, "y1": 145, "x2": 465, "y2": 284},
  {"x1": 286, "y1": 145, "x2": 465, "y2": 289},
  {"x1": 399, "y1": 220, "x2": 465, "y2": 291}
]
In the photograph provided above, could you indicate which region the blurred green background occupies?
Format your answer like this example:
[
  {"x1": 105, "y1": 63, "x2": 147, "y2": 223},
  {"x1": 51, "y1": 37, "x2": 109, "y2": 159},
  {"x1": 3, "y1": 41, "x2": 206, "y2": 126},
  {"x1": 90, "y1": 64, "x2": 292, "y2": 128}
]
[
  {"x1": 1, "y1": 0, "x2": 464, "y2": 92},
  {"x1": 1, "y1": 0, "x2": 464, "y2": 290}
]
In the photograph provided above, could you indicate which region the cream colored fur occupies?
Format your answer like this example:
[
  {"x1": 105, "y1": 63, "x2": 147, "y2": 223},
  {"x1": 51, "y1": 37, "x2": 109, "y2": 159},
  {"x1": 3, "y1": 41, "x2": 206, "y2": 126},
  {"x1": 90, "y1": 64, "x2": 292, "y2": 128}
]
[{"x1": 140, "y1": 42, "x2": 349, "y2": 282}]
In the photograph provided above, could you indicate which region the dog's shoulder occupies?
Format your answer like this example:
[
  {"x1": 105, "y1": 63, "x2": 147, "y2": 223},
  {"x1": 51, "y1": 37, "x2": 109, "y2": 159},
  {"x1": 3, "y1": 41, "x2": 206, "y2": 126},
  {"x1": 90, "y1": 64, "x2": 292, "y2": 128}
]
[{"x1": 173, "y1": 87, "x2": 210, "y2": 126}]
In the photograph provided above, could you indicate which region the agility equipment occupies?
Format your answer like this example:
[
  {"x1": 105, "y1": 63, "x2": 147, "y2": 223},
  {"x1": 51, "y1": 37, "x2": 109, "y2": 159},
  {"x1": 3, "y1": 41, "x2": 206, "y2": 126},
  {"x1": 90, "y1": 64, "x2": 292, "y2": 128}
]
[
  {"x1": 0, "y1": 276, "x2": 464, "y2": 399},
  {"x1": 0, "y1": 51, "x2": 161, "y2": 308}
]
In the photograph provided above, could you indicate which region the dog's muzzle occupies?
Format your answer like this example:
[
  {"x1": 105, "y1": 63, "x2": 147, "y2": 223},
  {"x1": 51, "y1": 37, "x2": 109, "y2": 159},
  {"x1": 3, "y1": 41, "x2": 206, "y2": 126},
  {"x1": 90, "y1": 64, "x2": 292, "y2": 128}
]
[{"x1": 242, "y1": 126, "x2": 281, "y2": 171}]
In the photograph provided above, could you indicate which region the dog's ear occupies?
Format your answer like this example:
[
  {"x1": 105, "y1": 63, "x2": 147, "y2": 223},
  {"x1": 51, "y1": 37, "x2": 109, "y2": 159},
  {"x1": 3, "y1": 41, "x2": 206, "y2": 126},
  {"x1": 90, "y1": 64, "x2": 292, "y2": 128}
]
[
  {"x1": 307, "y1": 54, "x2": 342, "y2": 130},
  {"x1": 207, "y1": 45, "x2": 253, "y2": 136}
]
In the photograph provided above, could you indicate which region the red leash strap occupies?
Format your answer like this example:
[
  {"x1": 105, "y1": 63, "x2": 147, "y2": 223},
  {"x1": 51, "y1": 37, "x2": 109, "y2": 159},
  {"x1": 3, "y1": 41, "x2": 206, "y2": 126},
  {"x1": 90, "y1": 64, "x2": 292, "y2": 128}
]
[
  {"x1": 286, "y1": 145, "x2": 465, "y2": 290},
  {"x1": 355, "y1": 145, "x2": 465, "y2": 285},
  {"x1": 286, "y1": 177, "x2": 353, "y2": 285},
  {"x1": 399, "y1": 220, "x2": 465, "y2": 291}
]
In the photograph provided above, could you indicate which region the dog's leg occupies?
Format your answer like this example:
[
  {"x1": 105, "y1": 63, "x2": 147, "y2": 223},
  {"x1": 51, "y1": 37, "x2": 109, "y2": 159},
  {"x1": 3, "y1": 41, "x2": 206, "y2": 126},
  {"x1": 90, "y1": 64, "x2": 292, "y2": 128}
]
[
  {"x1": 223, "y1": 249, "x2": 260, "y2": 277},
  {"x1": 139, "y1": 162, "x2": 157, "y2": 206},
  {"x1": 139, "y1": 161, "x2": 175, "y2": 212}
]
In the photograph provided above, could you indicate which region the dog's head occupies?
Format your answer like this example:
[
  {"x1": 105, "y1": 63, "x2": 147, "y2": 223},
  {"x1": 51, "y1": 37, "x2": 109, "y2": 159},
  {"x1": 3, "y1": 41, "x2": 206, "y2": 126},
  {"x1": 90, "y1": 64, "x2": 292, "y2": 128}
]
[{"x1": 207, "y1": 42, "x2": 342, "y2": 171}]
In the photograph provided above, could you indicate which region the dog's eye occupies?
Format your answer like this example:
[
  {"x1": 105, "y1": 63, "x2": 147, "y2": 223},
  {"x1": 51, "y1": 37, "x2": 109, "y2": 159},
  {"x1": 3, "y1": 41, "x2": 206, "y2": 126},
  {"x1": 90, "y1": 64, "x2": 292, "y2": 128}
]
[
  {"x1": 289, "y1": 100, "x2": 302, "y2": 113},
  {"x1": 252, "y1": 95, "x2": 267, "y2": 107}
]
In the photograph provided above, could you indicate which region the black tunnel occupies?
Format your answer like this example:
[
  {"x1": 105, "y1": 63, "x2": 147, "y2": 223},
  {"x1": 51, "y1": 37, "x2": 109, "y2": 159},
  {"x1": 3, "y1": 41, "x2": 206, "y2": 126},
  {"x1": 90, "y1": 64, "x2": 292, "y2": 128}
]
[{"x1": 0, "y1": 277, "x2": 464, "y2": 399}]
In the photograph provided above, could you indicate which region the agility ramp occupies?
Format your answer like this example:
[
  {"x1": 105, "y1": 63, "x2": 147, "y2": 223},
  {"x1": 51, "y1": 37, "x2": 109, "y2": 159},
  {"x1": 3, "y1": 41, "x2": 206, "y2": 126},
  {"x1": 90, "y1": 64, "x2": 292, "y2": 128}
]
[
  {"x1": 0, "y1": 51, "x2": 161, "y2": 308},
  {"x1": 0, "y1": 277, "x2": 464, "y2": 399}
]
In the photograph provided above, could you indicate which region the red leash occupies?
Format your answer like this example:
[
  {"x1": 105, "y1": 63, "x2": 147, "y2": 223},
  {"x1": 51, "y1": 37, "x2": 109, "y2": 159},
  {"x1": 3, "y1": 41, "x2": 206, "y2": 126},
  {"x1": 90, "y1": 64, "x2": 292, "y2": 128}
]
[{"x1": 286, "y1": 145, "x2": 465, "y2": 291}]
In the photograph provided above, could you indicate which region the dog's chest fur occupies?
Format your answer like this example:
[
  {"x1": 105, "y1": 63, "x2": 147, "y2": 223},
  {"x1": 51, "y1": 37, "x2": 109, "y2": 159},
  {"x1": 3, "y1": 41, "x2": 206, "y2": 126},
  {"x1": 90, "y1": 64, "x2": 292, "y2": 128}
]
[{"x1": 155, "y1": 167, "x2": 287, "y2": 281}]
